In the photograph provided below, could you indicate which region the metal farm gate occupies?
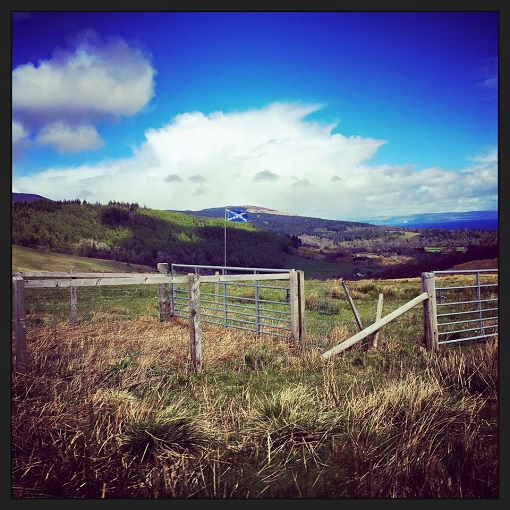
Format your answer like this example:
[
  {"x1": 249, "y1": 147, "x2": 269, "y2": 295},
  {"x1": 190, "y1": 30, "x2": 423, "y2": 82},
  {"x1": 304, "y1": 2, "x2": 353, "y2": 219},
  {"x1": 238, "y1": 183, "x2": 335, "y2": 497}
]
[
  {"x1": 171, "y1": 264, "x2": 297, "y2": 338},
  {"x1": 433, "y1": 269, "x2": 498, "y2": 345}
]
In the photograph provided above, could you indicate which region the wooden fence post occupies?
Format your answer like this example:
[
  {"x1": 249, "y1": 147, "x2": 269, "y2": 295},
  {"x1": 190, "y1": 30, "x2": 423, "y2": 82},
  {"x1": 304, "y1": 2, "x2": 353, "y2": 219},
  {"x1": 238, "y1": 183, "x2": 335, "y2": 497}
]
[
  {"x1": 371, "y1": 293, "x2": 384, "y2": 348},
  {"x1": 188, "y1": 273, "x2": 202, "y2": 371},
  {"x1": 12, "y1": 275, "x2": 28, "y2": 374},
  {"x1": 298, "y1": 270, "x2": 305, "y2": 344},
  {"x1": 70, "y1": 270, "x2": 78, "y2": 325},
  {"x1": 342, "y1": 279, "x2": 363, "y2": 331},
  {"x1": 289, "y1": 270, "x2": 305, "y2": 345},
  {"x1": 157, "y1": 263, "x2": 172, "y2": 321},
  {"x1": 422, "y1": 272, "x2": 439, "y2": 351}
]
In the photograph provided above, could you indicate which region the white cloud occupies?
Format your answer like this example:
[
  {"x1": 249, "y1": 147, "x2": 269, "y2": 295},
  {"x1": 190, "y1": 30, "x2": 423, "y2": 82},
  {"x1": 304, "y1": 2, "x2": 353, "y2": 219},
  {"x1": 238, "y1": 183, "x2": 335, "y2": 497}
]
[
  {"x1": 12, "y1": 102, "x2": 498, "y2": 219},
  {"x1": 475, "y1": 57, "x2": 498, "y2": 100},
  {"x1": 468, "y1": 146, "x2": 497, "y2": 164},
  {"x1": 12, "y1": 29, "x2": 155, "y2": 154},
  {"x1": 35, "y1": 122, "x2": 105, "y2": 153},
  {"x1": 12, "y1": 120, "x2": 28, "y2": 144},
  {"x1": 254, "y1": 169, "x2": 280, "y2": 182}
]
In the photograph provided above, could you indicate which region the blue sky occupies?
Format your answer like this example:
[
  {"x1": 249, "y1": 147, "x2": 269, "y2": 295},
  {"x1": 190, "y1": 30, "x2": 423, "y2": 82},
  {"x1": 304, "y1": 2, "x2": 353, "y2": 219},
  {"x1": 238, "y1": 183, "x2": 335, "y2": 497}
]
[{"x1": 11, "y1": 11, "x2": 498, "y2": 221}]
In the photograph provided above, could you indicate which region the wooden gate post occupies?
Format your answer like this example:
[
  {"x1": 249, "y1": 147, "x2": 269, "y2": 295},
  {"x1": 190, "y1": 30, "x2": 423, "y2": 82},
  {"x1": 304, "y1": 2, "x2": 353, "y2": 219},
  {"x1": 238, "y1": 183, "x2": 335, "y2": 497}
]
[
  {"x1": 70, "y1": 269, "x2": 78, "y2": 325},
  {"x1": 290, "y1": 270, "x2": 305, "y2": 345},
  {"x1": 188, "y1": 273, "x2": 202, "y2": 371},
  {"x1": 371, "y1": 293, "x2": 384, "y2": 348},
  {"x1": 157, "y1": 263, "x2": 172, "y2": 321},
  {"x1": 422, "y1": 272, "x2": 439, "y2": 351},
  {"x1": 12, "y1": 275, "x2": 28, "y2": 374}
]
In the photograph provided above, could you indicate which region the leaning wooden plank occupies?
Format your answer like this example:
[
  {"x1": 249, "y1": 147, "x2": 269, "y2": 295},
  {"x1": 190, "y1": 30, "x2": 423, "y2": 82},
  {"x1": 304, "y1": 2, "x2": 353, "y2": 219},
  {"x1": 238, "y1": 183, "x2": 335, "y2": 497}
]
[
  {"x1": 342, "y1": 280, "x2": 363, "y2": 331},
  {"x1": 322, "y1": 292, "x2": 428, "y2": 359}
]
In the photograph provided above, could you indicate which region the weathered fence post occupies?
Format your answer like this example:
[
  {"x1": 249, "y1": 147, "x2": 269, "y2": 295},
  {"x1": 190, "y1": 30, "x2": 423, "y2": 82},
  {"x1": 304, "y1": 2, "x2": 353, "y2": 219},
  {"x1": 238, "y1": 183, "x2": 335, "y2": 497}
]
[
  {"x1": 342, "y1": 279, "x2": 363, "y2": 331},
  {"x1": 371, "y1": 293, "x2": 384, "y2": 348},
  {"x1": 188, "y1": 273, "x2": 202, "y2": 371},
  {"x1": 289, "y1": 270, "x2": 305, "y2": 345},
  {"x1": 422, "y1": 272, "x2": 439, "y2": 351},
  {"x1": 157, "y1": 263, "x2": 172, "y2": 321},
  {"x1": 70, "y1": 270, "x2": 78, "y2": 325},
  {"x1": 12, "y1": 275, "x2": 28, "y2": 374}
]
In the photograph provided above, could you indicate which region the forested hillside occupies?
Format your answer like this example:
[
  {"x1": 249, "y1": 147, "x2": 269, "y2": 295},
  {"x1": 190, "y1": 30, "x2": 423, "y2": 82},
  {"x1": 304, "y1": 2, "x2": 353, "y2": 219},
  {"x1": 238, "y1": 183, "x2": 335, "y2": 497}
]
[
  {"x1": 12, "y1": 197, "x2": 498, "y2": 278},
  {"x1": 11, "y1": 199, "x2": 296, "y2": 269}
]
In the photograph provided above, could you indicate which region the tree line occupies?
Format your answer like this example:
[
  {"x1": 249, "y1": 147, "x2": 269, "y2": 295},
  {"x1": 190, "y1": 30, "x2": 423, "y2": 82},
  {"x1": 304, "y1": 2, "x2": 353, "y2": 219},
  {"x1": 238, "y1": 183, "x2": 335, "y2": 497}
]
[{"x1": 12, "y1": 199, "x2": 295, "y2": 269}]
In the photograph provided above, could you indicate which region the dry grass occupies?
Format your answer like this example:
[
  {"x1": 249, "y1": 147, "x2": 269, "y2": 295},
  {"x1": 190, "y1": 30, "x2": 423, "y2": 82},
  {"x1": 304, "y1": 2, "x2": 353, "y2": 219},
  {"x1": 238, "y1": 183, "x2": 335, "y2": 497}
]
[{"x1": 12, "y1": 310, "x2": 498, "y2": 498}]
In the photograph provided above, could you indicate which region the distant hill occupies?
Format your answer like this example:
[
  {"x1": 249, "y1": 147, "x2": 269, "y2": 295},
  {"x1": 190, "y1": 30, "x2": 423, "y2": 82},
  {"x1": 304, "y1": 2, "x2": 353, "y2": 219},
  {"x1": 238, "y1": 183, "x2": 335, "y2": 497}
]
[
  {"x1": 12, "y1": 199, "x2": 294, "y2": 270},
  {"x1": 357, "y1": 210, "x2": 498, "y2": 231},
  {"x1": 173, "y1": 205, "x2": 373, "y2": 237},
  {"x1": 12, "y1": 192, "x2": 52, "y2": 203},
  {"x1": 174, "y1": 205, "x2": 498, "y2": 235}
]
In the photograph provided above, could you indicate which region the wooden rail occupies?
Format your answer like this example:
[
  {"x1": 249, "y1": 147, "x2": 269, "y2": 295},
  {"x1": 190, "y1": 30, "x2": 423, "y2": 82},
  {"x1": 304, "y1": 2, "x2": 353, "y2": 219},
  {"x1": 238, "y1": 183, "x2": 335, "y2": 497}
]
[
  {"x1": 12, "y1": 267, "x2": 304, "y2": 373},
  {"x1": 322, "y1": 292, "x2": 428, "y2": 358}
]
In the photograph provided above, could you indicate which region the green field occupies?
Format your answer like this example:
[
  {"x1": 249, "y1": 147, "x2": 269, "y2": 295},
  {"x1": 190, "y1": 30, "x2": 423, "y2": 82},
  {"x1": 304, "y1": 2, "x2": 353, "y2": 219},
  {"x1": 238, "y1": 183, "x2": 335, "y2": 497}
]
[
  {"x1": 284, "y1": 253, "x2": 352, "y2": 279},
  {"x1": 12, "y1": 245, "x2": 156, "y2": 273},
  {"x1": 424, "y1": 246, "x2": 468, "y2": 253}
]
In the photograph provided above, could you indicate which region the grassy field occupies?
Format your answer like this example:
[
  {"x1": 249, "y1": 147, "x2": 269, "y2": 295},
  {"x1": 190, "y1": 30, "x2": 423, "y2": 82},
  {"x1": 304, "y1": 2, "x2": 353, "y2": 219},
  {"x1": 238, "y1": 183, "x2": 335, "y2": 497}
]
[
  {"x1": 284, "y1": 253, "x2": 352, "y2": 279},
  {"x1": 11, "y1": 246, "x2": 499, "y2": 498},
  {"x1": 12, "y1": 245, "x2": 156, "y2": 273}
]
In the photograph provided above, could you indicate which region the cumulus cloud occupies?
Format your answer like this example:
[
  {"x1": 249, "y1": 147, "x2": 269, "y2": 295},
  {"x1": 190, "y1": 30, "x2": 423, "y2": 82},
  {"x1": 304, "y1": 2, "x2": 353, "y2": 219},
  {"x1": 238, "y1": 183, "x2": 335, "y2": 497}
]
[
  {"x1": 35, "y1": 122, "x2": 105, "y2": 153},
  {"x1": 12, "y1": 120, "x2": 28, "y2": 144},
  {"x1": 12, "y1": 29, "x2": 155, "y2": 154},
  {"x1": 254, "y1": 169, "x2": 279, "y2": 182},
  {"x1": 12, "y1": 102, "x2": 498, "y2": 220},
  {"x1": 475, "y1": 57, "x2": 498, "y2": 100},
  {"x1": 164, "y1": 174, "x2": 182, "y2": 183},
  {"x1": 189, "y1": 174, "x2": 206, "y2": 183},
  {"x1": 468, "y1": 146, "x2": 497, "y2": 164}
]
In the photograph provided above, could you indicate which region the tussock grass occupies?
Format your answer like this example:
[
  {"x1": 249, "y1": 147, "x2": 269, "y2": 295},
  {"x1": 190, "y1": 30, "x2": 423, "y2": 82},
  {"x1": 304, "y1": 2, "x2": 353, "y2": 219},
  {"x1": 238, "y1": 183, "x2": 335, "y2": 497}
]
[{"x1": 12, "y1": 277, "x2": 498, "y2": 498}]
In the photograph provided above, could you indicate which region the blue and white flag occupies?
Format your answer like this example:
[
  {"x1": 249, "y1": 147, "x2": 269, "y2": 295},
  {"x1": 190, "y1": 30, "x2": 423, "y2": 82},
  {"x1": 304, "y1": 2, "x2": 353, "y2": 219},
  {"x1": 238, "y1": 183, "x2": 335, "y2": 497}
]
[{"x1": 226, "y1": 209, "x2": 248, "y2": 222}]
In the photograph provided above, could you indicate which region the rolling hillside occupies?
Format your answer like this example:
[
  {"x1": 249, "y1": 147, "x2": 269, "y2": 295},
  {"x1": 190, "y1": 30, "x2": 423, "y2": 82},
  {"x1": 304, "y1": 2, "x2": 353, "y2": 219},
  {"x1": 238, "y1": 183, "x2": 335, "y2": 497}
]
[
  {"x1": 11, "y1": 199, "x2": 295, "y2": 271},
  {"x1": 11, "y1": 195, "x2": 498, "y2": 279}
]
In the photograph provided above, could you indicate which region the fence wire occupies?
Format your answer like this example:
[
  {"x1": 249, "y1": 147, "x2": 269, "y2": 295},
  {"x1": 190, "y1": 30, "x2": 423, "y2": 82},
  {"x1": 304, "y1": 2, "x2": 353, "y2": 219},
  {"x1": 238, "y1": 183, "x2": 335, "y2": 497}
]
[{"x1": 22, "y1": 285, "x2": 161, "y2": 327}]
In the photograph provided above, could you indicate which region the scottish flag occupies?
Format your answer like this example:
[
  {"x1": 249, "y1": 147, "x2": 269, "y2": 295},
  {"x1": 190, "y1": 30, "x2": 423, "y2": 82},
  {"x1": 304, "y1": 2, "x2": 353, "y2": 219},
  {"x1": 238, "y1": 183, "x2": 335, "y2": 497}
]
[{"x1": 226, "y1": 209, "x2": 248, "y2": 222}]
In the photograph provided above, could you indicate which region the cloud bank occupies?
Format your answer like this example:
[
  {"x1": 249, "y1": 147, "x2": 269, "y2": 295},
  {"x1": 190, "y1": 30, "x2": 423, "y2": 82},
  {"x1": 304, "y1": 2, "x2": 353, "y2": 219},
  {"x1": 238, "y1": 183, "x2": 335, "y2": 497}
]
[
  {"x1": 12, "y1": 29, "x2": 156, "y2": 153},
  {"x1": 12, "y1": 102, "x2": 497, "y2": 220}
]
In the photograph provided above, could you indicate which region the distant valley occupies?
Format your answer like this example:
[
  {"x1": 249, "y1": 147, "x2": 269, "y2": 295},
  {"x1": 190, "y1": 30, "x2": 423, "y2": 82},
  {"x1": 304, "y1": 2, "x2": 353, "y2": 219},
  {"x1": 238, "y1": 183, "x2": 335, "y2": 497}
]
[{"x1": 12, "y1": 194, "x2": 498, "y2": 279}]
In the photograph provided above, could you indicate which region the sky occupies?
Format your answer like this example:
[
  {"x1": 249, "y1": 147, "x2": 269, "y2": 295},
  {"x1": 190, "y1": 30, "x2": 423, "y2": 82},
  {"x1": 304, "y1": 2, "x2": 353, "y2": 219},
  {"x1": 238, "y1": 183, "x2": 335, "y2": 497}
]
[{"x1": 11, "y1": 10, "x2": 498, "y2": 221}]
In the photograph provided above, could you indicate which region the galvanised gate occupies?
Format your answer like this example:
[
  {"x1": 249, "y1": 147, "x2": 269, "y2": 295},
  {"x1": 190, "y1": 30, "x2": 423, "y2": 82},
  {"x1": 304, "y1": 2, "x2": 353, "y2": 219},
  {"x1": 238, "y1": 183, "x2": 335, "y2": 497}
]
[
  {"x1": 171, "y1": 264, "x2": 300, "y2": 338},
  {"x1": 433, "y1": 269, "x2": 498, "y2": 345}
]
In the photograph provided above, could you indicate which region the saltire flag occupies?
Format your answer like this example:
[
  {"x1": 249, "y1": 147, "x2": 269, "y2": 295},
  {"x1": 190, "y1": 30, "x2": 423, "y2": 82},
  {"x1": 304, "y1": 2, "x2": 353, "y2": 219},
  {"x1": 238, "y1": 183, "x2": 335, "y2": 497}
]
[{"x1": 226, "y1": 209, "x2": 248, "y2": 222}]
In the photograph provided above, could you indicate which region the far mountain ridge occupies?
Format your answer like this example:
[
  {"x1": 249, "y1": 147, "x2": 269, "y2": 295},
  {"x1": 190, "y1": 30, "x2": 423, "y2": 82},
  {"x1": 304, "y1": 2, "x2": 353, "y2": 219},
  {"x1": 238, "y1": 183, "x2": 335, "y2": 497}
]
[
  {"x1": 12, "y1": 192, "x2": 52, "y2": 203},
  {"x1": 357, "y1": 210, "x2": 498, "y2": 230},
  {"x1": 174, "y1": 205, "x2": 498, "y2": 232},
  {"x1": 11, "y1": 193, "x2": 497, "y2": 231}
]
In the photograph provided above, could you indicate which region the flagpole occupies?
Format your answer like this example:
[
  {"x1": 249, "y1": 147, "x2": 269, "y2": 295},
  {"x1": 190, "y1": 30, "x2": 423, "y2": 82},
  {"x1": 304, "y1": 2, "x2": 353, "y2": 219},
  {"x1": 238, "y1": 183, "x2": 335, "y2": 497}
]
[{"x1": 224, "y1": 208, "x2": 227, "y2": 268}]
